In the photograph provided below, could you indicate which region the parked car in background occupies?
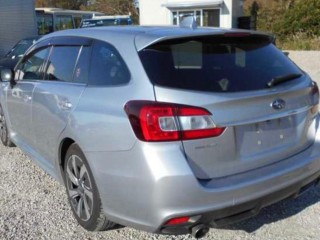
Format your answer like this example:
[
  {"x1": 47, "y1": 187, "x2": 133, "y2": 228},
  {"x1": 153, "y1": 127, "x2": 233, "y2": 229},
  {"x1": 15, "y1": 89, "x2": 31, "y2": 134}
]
[
  {"x1": 0, "y1": 22, "x2": 320, "y2": 239},
  {"x1": 36, "y1": 8, "x2": 104, "y2": 35},
  {"x1": 79, "y1": 15, "x2": 133, "y2": 28},
  {"x1": 0, "y1": 36, "x2": 40, "y2": 71}
]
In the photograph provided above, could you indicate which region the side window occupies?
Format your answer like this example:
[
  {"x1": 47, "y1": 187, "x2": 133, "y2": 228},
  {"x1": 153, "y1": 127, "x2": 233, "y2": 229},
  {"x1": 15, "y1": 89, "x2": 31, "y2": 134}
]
[
  {"x1": 17, "y1": 47, "x2": 50, "y2": 80},
  {"x1": 73, "y1": 46, "x2": 91, "y2": 84},
  {"x1": 45, "y1": 46, "x2": 80, "y2": 82},
  {"x1": 55, "y1": 15, "x2": 74, "y2": 31},
  {"x1": 89, "y1": 40, "x2": 130, "y2": 86}
]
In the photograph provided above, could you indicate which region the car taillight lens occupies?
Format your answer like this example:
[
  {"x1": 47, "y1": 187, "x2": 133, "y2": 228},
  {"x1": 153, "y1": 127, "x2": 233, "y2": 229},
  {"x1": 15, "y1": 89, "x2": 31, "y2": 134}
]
[
  {"x1": 311, "y1": 81, "x2": 319, "y2": 98},
  {"x1": 125, "y1": 101, "x2": 225, "y2": 142},
  {"x1": 311, "y1": 82, "x2": 319, "y2": 114},
  {"x1": 165, "y1": 216, "x2": 190, "y2": 225}
]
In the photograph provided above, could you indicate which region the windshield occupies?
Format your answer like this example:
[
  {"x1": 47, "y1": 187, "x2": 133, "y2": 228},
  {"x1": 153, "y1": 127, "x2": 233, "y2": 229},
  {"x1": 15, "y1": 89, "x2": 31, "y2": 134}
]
[
  {"x1": 6, "y1": 39, "x2": 37, "y2": 59},
  {"x1": 139, "y1": 35, "x2": 303, "y2": 92}
]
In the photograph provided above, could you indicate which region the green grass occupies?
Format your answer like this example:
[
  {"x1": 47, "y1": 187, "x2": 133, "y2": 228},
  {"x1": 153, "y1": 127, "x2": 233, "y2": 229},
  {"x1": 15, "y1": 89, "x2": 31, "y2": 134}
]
[{"x1": 277, "y1": 36, "x2": 320, "y2": 50}]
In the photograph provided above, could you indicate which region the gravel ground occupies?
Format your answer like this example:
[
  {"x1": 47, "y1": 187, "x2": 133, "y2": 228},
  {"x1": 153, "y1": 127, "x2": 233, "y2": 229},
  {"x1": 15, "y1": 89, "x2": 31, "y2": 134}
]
[
  {"x1": 1, "y1": 51, "x2": 320, "y2": 239},
  {"x1": 0, "y1": 144, "x2": 320, "y2": 240},
  {"x1": 288, "y1": 51, "x2": 320, "y2": 84}
]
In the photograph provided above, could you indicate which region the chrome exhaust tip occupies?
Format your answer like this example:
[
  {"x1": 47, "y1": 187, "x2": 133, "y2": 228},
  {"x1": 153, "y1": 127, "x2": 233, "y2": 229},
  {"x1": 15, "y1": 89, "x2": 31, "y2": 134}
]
[{"x1": 191, "y1": 224, "x2": 209, "y2": 239}]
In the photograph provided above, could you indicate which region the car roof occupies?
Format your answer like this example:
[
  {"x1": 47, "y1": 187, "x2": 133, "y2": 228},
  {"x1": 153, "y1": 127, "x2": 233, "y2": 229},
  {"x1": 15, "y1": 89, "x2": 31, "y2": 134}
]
[{"x1": 39, "y1": 26, "x2": 270, "y2": 51}]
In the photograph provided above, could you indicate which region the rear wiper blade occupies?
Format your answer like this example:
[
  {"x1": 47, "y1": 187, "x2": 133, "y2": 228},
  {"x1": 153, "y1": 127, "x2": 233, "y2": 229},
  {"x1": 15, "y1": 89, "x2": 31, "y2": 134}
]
[{"x1": 267, "y1": 73, "x2": 302, "y2": 88}]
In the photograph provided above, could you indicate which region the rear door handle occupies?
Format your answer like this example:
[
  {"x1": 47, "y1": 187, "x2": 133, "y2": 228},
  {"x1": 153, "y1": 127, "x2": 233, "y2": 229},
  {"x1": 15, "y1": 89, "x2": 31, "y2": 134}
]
[
  {"x1": 60, "y1": 101, "x2": 72, "y2": 110},
  {"x1": 23, "y1": 94, "x2": 32, "y2": 102}
]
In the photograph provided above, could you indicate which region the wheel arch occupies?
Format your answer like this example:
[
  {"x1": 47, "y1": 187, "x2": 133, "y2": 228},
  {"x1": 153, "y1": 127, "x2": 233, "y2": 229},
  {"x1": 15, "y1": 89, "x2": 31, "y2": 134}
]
[{"x1": 59, "y1": 137, "x2": 75, "y2": 171}]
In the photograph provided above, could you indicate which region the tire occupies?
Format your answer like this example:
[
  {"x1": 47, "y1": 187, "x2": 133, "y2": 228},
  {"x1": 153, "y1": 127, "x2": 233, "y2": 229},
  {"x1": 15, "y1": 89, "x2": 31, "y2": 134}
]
[
  {"x1": 0, "y1": 105, "x2": 15, "y2": 147},
  {"x1": 64, "y1": 143, "x2": 116, "y2": 231}
]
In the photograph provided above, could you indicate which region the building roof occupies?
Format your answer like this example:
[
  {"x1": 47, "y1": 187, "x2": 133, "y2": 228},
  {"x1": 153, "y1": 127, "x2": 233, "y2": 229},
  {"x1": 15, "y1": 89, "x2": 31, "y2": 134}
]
[{"x1": 162, "y1": 0, "x2": 224, "y2": 9}]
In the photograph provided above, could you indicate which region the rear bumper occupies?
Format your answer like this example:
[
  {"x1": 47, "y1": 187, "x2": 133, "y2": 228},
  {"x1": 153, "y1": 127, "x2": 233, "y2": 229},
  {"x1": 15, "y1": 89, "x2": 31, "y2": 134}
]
[
  {"x1": 85, "y1": 118, "x2": 320, "y2": 234},
  {"x1": 161, "y1": 172, "x2": 320, "y2": 235}
]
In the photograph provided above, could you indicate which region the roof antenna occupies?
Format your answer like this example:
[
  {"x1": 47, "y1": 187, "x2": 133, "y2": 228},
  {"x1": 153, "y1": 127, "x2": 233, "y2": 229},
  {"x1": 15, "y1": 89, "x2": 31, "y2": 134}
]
[{"x1": 179, "y1": 16, "x2": 198, "y2": 29}]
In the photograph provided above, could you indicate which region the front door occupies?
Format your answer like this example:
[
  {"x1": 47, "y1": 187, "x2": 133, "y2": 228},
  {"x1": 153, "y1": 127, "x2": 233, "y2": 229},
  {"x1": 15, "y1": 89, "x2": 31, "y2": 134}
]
[{"x1": 6, "y1": 47, "x2": 50, "y2": 147}]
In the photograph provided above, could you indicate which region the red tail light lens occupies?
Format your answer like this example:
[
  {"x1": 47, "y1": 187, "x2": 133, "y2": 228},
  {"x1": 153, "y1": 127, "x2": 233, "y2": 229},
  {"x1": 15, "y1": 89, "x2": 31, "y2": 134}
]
[
  {"x1": 140, "y1": 105, "x2": 179, "y2": 141},
  {"x1": 124, "y1": 101, "x2": 225, "y2": 142},
  {"x1": 165, "y1": 216, "x2": 190, "y2": 225},
  {"x1": 311, "y1": 81, "x2": 319, "y2": 97},
  {"x1": 311, "y1": 81, "x2": 319, "y2": 114}
]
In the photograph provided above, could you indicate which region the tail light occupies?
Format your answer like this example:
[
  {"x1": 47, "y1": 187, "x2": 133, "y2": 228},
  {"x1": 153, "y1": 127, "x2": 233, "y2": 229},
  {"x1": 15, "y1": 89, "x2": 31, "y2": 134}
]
[
  {"x1": 165, "y1": 216, "x2": 190, "y2": 225},
  {"x1": 311, "y1": 81, "x2": 319, "y2": 97},
  {"x1": 311, "y1": 81, "x2": 319, "y2": 114},
  {"x1": 124, "y1": 101, "x2": 225, "y2": 142}
]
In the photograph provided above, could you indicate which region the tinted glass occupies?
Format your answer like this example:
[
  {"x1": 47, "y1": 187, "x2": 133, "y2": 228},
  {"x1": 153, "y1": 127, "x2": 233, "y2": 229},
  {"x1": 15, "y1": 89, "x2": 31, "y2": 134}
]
[
  {"x1": 80, "y1": 18, "x2": 132, "y2": 28},
  {"x1": 139, "y1": 36, "x2": 303, "y2": 92},
  {"x1": 89, "y1": 41, "x2": 130, "y2": 86},
  {"x1": 37, "y1": 13, "x2": 53, "y2": 35},
  {"x1": 6, "y1": 38, "x2": 38, "y2": 59},
  {"x1": 73, "y1": 46, "x2": 91, "y2": 84},
  {"x1": 19, "y1": 47, "x2": 50, "y2": 80},
  {"x1": 45, "y1": 46, "x2": 80, "y2": 82},
  {"x1": 55, "y1": 15, "x2": 74, "y2": 31}
]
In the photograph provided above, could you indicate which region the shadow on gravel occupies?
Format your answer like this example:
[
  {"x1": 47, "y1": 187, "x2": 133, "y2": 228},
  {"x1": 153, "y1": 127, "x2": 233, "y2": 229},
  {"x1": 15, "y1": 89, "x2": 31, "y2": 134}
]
[{"x1": 223, "y1": 186, "x2": 320, "y2": 233}]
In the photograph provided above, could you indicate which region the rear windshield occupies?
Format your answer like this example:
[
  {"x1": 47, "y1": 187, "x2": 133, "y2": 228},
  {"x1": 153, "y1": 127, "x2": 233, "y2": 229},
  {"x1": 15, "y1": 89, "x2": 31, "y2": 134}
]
[{"x1": 138, "y1": 35, "x2": 303, "y2": 92}]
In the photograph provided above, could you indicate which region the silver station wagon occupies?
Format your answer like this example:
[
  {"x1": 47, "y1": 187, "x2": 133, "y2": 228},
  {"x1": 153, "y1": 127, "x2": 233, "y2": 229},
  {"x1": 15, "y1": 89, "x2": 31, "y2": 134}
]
[{"x1": 1, "y1": 23, "x2": 320, "y2": 238}]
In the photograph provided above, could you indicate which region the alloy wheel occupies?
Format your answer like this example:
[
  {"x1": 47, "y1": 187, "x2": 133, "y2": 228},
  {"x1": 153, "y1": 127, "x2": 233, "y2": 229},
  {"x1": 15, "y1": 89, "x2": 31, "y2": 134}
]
[{"x1": 65, "y1": 154, "x2": 94, "y2": 222}]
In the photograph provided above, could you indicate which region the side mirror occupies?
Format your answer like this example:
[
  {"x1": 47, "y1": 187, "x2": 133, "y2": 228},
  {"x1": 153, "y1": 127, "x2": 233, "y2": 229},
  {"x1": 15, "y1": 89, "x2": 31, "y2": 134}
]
[
  {"x1": 283, "y1": 51, "x2": 289, "y2": 57},
  {"x1": 0, "y1": 69, "x2": 13, "y2": 82}
]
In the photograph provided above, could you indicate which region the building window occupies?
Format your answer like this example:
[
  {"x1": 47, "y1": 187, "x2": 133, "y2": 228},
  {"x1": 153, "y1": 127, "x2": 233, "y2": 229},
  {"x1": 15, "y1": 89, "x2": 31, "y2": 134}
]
[
  {"x1": 203, "y1": 9, "x2": 220, "y2": 27},
  {"x1": 171, "y1": 9, "x2": 220, "y2": 27}
]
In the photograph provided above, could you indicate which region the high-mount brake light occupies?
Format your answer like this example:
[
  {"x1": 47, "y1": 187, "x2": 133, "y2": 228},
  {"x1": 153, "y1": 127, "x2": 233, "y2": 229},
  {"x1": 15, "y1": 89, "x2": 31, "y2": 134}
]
[
  {"x1": 124, "y1": 101, "x2": 225, "y2": 142},
  {"x1": 224, "y1": 32, "x2": 251, "y2": 37}
]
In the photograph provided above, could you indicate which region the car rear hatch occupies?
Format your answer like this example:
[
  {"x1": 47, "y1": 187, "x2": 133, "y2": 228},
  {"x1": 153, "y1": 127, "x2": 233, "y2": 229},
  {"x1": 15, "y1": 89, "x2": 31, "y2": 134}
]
[{"x1": 138, "y1": 33, "x2": 319, "y2": 179}]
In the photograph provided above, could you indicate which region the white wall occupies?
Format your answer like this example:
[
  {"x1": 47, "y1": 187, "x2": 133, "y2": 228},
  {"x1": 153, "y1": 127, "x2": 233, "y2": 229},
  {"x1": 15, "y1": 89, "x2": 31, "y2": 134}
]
[
  {"x1": 0, "y1": 0, "x2": 37, "y2": 57},
  {"x1": 139, "y1": 0, "x2": 168, "y2": 25},
  {"x1": 221, "y1": 0, "x2": 232, "y2": 28},
  {"x1": 139, "y1": 0, "x2": 242, "y2": 28}
]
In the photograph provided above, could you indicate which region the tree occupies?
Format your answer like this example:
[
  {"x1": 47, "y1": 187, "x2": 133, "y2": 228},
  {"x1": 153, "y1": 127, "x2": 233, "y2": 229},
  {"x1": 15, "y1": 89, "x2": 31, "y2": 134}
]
[
  {"x1": 243, "y1": 0, "x2": 295, "y2": 34},
  {"x1": 35, "y1": 0, "x2": 89, "y2": 10},
  {"x1": 275, "y1": 0, "x2": 320, "y2": 39}
]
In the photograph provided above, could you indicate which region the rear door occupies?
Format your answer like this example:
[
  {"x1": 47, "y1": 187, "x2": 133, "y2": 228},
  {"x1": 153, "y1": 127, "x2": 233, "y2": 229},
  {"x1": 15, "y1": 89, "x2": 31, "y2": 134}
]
[
  {"x1": 139, "y1": 34, "x2": 319, "y2": 179},
  {"x1": 31, "y1": 37, "x2": 91, "y2": 166}
]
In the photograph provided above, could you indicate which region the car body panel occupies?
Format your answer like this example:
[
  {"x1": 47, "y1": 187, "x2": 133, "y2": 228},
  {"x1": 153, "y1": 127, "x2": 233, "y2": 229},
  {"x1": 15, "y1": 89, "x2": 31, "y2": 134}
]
[
  {"x1": 86, "y1": 120, "x2": 320, "y2": 232},
  {"x1": 6, "y1": 81, "x2": 37, "y2": 145},
  {"x1": 153, "y1": 78, "x2": 317, "y2": 179},
  {"x1": 0, "y1": 26, "x2": 319, "y2": 234},
  {"x1": 32, "y1": 81, "x2": 86, "y2": 167}
]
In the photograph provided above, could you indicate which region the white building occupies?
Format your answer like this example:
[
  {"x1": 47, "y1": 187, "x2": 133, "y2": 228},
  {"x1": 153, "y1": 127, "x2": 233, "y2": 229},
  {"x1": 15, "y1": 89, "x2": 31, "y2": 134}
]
[{"x1": 139, "y1": 0, "x2": 243, "y2": 28}]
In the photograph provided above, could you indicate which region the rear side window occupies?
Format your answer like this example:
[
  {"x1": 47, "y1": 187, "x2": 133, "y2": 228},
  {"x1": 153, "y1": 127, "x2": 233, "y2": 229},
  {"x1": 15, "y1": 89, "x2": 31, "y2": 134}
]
[
  {"x1": 139, "y1": 35, "x2": 303, "y2": 92},
  {"x1": 45, "y1": 46, "x2": 80, "y2": 82},
  {"x1": 89, "y1": 40, "x2": 130, "y2": 86}
]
